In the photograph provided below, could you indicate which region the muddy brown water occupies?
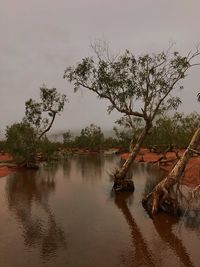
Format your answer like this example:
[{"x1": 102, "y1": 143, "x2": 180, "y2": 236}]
[{"x1": 0, "y1": 155, "x2": 200, "y2": 267}]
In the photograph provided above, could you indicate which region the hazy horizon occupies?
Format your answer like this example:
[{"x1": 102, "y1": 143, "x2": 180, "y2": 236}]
[{"x1": 1, "y1": 0, "x2": 200, "y2": 136}]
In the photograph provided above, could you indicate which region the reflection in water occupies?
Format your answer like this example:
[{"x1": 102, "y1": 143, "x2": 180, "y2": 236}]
[
  {"x1": 171, "y1": 185, "x2": 200, "y2": 230},
  {"x1": 74, "y1": 154, "x2": 105, "y2": 180},
  {"x1": 153, "y1": 214, "x2": 194, "y2": 267},
  {"x1": 143, "y1": 165, "x2": 166, "y2": 195},
  {"x1": 61, "y1": 155, "x2": 73, "y2": 178},
  {"x1": 6, "y1": 168, "x2": 66, "y2": 261},
  {"x1": 113, "y1": 193, "x2": 155, "y2": 266},
  {"x1": 113, "y1": 161, "x2": 196, "y2": 267},
  {"x1": 1, "y1": 156, "x2": 200, "y2": 267}
]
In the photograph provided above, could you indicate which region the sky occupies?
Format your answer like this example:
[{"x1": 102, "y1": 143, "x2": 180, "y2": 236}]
[{"x1": 0, "y1": 0, "x2": 200, "y2": 136}]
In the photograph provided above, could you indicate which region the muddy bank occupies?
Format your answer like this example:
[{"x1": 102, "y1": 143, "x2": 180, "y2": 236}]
[
  {"x1": 120, "y1": 148, "x2": 200, "y2": 188},
  {"x1": 0, "y1": 153, "x2": 15, "y2": 177}
]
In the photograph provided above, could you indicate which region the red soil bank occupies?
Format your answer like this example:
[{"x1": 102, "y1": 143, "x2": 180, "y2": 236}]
[
  {"x1": 0, "y1": 166, "x2": 13, "y2": 178},
  {"x1": 120, "y1": 149, "x2": 200, "y2": 189},
  {"x1": 0, "y1": 153, "x2": 14, "y2": 178}
]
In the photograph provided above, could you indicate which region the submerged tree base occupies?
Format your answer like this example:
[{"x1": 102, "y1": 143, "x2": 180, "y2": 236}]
[
  {"x1": 142, "y1": 128, "x2": 200, "y2": 216},
  {"x1": 142, "y1": 189, "x2": 179, "y2": 217},
  {"x1": 113, "y1": 179, "x2": 135, "y2": 192}
]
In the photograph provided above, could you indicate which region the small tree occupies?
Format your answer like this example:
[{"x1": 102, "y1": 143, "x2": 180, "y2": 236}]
[
  {"x1": 75, "y1": 124, "x2": 104, "y2": 151},
  {"x1": 6, "y1": 122, "x2": 37, "y2": 165},
  {"x1": 64, "y1": 44, "x2": 200, "y2": 191},
  {"x1": 63, "y1": 130, "x2": 73, "y2": 148},
  {"x1": 25, "y1": 86, "x2": 67, "y2": 140},
  {"x1": 6, "y1": 86, "x2": 67, "y2": 167}
]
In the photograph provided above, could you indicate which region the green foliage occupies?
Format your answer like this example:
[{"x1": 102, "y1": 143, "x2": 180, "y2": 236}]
[
  {"x1": 5, "y1": 86, "x2": 67, "y2": 164},
  {"x1": 102, "y1": 136, "x2": 119, "y2": 149},
  {"x1": 64, "y1": 44, "x2": 199, "y2": 155},
  {"x1": 74, "y1": 124, "x2": 104, "y2": 150},
  {"x1": 113, "y1": 127, "x2": 132, "y2": 149},
  {"x1": 63, "y1": 130, "x2": 73, "y2": 148},
  {"x1": 25, "y1": 86, "x2": 67, "y2": 139},
  {"x1": 64, "y1": 46, "x2": 199, "y2": 122},
  {"x1": 0, "y1": 140, "x2": 7, "y2": 152},
  {"x1": 113, "y1": 116, "x2": 143, "y2": 148},
  {"x1": 145, "y1": 112, "x2": 200, "y2": 149},
  {"x1": 37, "y1": 138, "x2": 60, "y2": 161},
  {"x1": 6, "y1": 122, "x2": 37, "y2": 163}
]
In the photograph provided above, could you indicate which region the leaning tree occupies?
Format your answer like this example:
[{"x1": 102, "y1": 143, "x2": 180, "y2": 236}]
[
  {"x1": 6, "y1": 86, "x2": 67, "y2": 167},
  {"x1": 142, "y1": 90, "x2": 200, "y2": 215},
  {"x1": 25, "y1": 85, "x2": 67, "y2": 140},
  {"x1": 64, "y1": 45, "x2": 200, "y2": 191}
]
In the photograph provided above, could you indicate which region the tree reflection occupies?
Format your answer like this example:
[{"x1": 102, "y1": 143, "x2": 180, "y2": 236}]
[
  {"x1": 171, "y1": 184, "x2": 200, "y2": 230},
  {"x1": 153, "y1": 214, "x2": 194, "y2": 267},
  {"x1": 113, "y1": 193, "x2": 155, "y2": 266},
  {"x1": 142, "y1": 166, "x2": 194, "y2": 266},
  {"x1": 6, "y1": 168, "x2": 66, "y2": 261},
  {"x1": 143, "y1": 165, "x2": 166, "y2": 195},
  {"x1": 74, "y1": 154, "x2": 105, "y2": 180},
  {"x1": 62, "y1": 155, "x2": 72, "y2": 178}
]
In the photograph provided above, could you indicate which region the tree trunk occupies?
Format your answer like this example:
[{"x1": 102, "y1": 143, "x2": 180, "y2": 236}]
[
  {"x1": 113, "y1": 122, "x2": 151, "y2": 192},
  {"x1": 38, "y1": 112, "x2": 56, "y2": 140},
  {"x1": 142, "y1": 127, "x2": 200, "y2": 216}
]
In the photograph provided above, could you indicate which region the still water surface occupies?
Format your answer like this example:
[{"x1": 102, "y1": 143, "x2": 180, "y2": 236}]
[{"x1": 0, "y1": 155, "x2": 200, "y2": 267}]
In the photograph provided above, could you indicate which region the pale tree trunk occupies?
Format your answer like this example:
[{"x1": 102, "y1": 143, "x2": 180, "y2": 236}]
[
  {"x1": 142, "y1": 127, "x2": 200, "y2": 215},
  {"x1": 113, "y1": 122, "x2": 151, "y2": 192}
]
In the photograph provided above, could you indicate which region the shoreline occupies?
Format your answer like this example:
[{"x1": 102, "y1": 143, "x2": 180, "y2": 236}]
[
  {"x1": 1, "y1": 150, "x2": 199, "y2": 189},
  {"x1": 120, "y1": 148, "x2": 200, "y2": 189}
]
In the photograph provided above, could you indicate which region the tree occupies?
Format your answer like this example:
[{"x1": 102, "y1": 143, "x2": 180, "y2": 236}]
[
  {"x1": 144, "y1": 112, "x2": 200, "y2": 150},
  {"x1": 197, "y1": 92, "x2": 200, "y2": 102},
  {"x1": 142, "y1": 127, "x2": 200, "y2": 215},
  {"x1": 6, "y1": 122, "x2": 37, "y2": 166},
  {"x1": 6, "y1": 86, "x2": 67, "y2": 167},
  {"x1": 25, "y1": 86, "x2": 67, "y2": 140},
  {"x1": 64, "y1": 44, "x2": 200, "y2": 191},
  {"x1": 74, "y1": 123, "x2": 104, "y2": 150},
  {"x1": 114, "y1": 116, "x2": 143, "y2": 150},
  {"x1": 63, "y1": 130, "x2": 73, "y2": 148},
  {"x1": 142, "y1": 94, "x2": 200, "y2": 215}
]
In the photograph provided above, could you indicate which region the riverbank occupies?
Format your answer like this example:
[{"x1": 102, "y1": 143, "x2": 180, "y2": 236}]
[
  {"x1": 120, "y1": 148, "x2": 200, "y2": 188},
  {"x1": 1, "y1": 150, "x2": 200, "y2": 189},
  {"x1": 0, "y1": 153, "x2": 15, "y2": 177}
]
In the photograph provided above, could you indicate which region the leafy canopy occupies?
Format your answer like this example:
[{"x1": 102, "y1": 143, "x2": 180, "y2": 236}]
[
  {"x1": 75, "y1": 124, "x2": 104, "y2": 150},
  {"x1": 64, "y1": 45, "x2": 200, "y2": 124},
  {"x1": 6, "y1": 122, "x2": 36, "y2": 163},
  {"x1": 25, "y1": 86, "x2": 67, "y2": 139}
]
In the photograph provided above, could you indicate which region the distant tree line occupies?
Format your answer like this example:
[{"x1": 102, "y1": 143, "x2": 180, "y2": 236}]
[
  {"x1": 1, "y1": 111, "x2": 199, "y2": 164},
  {"x1": 62, "y1": 111, "x2": 200, "y2": 152}
]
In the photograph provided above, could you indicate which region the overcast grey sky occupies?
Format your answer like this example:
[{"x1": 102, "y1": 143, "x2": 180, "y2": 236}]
[{"x1": 0, "y1": 0, "x2": 200, "y2": 134}]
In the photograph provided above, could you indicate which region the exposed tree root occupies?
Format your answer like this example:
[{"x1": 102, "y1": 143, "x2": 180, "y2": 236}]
[
  {"x1": 113, "y1": 178, "x2": 135, "y2": 192},
  {"x1": 142, "y1": 180, "x2": 178, "y2": 215}
]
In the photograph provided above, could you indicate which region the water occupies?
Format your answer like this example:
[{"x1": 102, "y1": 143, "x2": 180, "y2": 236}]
[{"x1": 0, "y1": 155, "x2": 199, "y2": 267}]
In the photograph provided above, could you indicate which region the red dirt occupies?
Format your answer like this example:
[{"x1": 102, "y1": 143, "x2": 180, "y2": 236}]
[
  {"x1": 0, "y1": 153, "x2": 14, "y2": 178},
  {"x1": 0, "y1": 153, "x2": 13, "y2": 161},
  {"x1": 120, "y1": 149, "x2": 200, "y2": 189},
  {"x1": 0, "y1": 166, "x2": 13, "y2": 178}
]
